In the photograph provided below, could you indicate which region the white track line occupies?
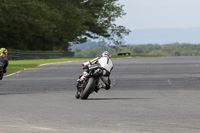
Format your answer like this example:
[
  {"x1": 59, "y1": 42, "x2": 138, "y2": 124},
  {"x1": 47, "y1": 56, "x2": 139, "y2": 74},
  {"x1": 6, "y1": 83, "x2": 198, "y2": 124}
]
[
  {"x1": 168, "y1": 79, "x2": 172, "y2": 85},
  {"x1": 5, "y1": 71, "x2": 22, "y2": 77}
]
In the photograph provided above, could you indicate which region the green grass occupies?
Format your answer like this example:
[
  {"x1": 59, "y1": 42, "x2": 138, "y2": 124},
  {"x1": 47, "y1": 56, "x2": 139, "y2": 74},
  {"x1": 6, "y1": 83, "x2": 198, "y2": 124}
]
[
  {"x1": 6, "y1": 58, "x2": 92, "y2": 76},
  {"x1": 6, "y1": 55, "x2": 160, "y2": 76}
]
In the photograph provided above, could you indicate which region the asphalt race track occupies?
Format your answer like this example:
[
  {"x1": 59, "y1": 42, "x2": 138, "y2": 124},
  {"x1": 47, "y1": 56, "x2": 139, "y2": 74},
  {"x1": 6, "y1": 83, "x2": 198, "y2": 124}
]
[{"x1": 0, "y1": 57, "x2": 200, "y2": 133}]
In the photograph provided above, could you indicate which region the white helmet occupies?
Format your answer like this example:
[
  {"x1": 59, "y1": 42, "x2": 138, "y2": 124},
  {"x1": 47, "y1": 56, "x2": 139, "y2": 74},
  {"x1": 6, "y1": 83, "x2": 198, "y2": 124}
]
[{"x1": 102, "y1": 51, "x2": 111, "y2": 58}]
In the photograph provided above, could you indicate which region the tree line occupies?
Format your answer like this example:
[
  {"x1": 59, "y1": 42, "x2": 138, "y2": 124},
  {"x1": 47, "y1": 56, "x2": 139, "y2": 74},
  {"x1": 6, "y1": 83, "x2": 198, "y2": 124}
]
[
  {"x1": 72, "y1": 43, "x2": 200, "y2": 57},
  {"x1": 0, "y1": 0, "x2": 130, "y2": 50}
]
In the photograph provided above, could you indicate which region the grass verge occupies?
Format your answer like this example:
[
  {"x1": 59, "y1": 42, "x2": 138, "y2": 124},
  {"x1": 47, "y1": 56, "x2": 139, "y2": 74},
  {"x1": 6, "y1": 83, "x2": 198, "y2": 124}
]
[{"x1": 6, "y1": 57, "x2": 92, "y2": 76}]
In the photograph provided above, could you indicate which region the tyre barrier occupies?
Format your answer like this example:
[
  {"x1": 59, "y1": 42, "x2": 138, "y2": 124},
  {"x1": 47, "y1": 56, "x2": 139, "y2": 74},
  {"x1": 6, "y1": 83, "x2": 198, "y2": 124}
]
[{"x1": 118, "y1": 52, "x2": 131, "y2": 56}]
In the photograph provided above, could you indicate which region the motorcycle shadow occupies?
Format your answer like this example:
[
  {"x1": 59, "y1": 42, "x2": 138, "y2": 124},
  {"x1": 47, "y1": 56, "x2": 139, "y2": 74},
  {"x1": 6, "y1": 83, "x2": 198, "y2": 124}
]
[{"x1": 87, "y1": 98, "x2": 152, "y2": 100}]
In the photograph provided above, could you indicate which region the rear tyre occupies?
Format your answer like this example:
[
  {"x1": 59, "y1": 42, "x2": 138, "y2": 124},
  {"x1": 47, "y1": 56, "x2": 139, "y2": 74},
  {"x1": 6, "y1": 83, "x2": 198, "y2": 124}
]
[{"x1": 80, "y1": 78, "x2": 95, "y2": 100}]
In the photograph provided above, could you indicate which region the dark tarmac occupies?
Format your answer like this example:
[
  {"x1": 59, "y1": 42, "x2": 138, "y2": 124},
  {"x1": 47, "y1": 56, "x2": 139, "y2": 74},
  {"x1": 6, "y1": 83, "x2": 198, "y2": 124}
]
[{"x1": 0, "y1": 57, "x2": 200, "y2": 133}]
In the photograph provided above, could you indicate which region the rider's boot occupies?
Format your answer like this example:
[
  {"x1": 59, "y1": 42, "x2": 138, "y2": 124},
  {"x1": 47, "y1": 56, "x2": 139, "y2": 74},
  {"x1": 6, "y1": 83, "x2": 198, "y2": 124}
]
[
  {"x1": 100, "y1": 83, "x2": 111, "y2": 90},
  {"x1": 94, "y1": 83, "x2": 106, "y2": 93}
]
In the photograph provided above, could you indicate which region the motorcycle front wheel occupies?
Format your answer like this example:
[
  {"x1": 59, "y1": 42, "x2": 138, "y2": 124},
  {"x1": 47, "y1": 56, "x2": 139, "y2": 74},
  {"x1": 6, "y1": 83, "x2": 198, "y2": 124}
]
[
  {"x1": 0, "y1": 71, "x2": 3, "y2": 80},
  {"x1": 80, "y1": 77, "x2": 95, "y2": 100}
]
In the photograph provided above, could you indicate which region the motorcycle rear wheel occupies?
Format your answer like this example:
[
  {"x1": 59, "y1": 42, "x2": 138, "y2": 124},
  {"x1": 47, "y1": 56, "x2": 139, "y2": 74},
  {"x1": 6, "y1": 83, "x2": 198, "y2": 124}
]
[{"x1": 80, "y1": 77, "x2": 95, "y2": 100}]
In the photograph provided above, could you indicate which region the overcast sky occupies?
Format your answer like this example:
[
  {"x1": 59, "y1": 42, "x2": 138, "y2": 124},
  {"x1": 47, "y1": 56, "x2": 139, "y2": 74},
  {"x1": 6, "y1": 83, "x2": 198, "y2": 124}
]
[{"x1": 115, "y1": 0, "x2": 200, "y2": 30}]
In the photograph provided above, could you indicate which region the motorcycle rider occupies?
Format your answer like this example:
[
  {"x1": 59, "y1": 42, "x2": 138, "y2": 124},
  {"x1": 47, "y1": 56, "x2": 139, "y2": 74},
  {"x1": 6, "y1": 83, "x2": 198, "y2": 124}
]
[
  {"x1": 0, "y1": 48, "x2": 8, "y2": 74},
  {"x1": 77, "y1": 51, "x2": 113, "y2": 91}
]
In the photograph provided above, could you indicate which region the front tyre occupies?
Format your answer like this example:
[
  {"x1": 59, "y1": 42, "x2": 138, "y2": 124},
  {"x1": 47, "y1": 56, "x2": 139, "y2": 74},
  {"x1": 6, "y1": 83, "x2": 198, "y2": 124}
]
[
  {"x1": 80, "y1": 78, "x2": 95, "y2": 100},
  {"x1": 0, "y1": 71, "x2": 3, "y2": 80},
  {"x1": 75, "y1": 92, "x2": 80, "y2": 99}
]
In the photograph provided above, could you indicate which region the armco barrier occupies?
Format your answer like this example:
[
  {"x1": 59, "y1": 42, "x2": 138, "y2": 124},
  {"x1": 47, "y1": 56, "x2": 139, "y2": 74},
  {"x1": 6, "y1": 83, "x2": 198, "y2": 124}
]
[{"x1": 7, "y1": 50, "x2": 74, "y2": 60}]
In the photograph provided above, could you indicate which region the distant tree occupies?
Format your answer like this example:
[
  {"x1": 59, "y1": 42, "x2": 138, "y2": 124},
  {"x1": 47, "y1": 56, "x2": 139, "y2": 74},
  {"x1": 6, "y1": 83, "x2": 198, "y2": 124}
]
[
  {"x1": 0, "y1": 0, "x2": 130, "y2": 50},
  {"x1": 133, "y1": 45, "x2": 144, "y2": 54},
  {"x1": 74, "y1": 0, "x2": 131, "y2": 45},
  {"x1": 174, "y1": 51, "x2": 181, "y2": 56},
  {"x1": 149, "y1": 50, "x2": 165, "y2": 56},
  {"x1": 0, "y1": 0, "x2": 61, "y2": 50},
  {"x1": 73, "y1": 43, "x2": 200, "y2": 57}
]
